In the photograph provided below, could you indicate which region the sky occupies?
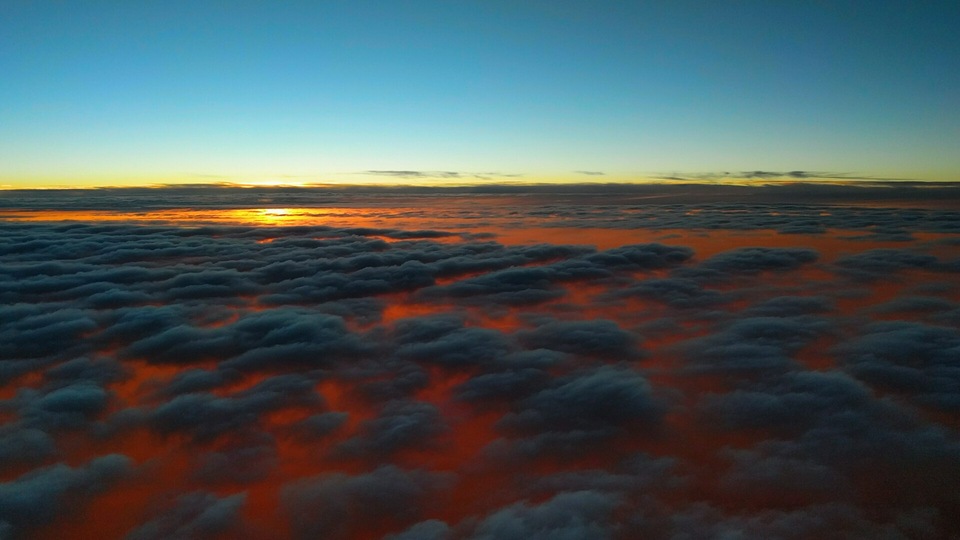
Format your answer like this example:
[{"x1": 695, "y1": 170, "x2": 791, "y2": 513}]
[{"x1": 2, "y1": 0, "x2": 959, "y2": 188}]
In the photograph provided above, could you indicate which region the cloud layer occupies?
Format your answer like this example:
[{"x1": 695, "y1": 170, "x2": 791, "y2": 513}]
[{"x1": 1, "y1": 191, "x2": 959, "y2": 538}]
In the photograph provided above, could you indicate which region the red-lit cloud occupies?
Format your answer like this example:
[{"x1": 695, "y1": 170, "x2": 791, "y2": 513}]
[{"x1": 1, "y1": 188, "x2": 959, "y2": 538}]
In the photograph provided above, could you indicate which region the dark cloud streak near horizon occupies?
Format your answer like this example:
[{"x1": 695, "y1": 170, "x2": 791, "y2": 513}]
[{"x1": 3, "y1": 182, "x2": 960, "y2": 212}]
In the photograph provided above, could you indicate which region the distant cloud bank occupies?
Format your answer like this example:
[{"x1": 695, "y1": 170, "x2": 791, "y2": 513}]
[{"x1": 2, "y1": 180, "x2": 960, "y2": 211}]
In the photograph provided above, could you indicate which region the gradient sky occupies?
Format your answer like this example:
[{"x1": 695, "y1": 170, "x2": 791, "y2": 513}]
[{"x1": 2, "y1": 0, "x2": 958, "y2": 187}]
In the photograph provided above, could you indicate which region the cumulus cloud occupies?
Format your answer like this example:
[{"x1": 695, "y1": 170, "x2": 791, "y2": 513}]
[
  {"x1": 834, "y1": 249, "x2": 941, "y2": 281},
  {"x1": 0, "y1": 306, "x2": 97, "y2": 381},
  {"x1": 515, "y1": 319, "x2": 641, "y2": 360},
  {"x1": 392, "y1": 315, "x2": 512, "y2": 367},
  {"x1": 677, "y1": 316, "x2": 829, "y2": 374},
  {"x1": 417, "y1": 243, "x2": 692, "y2": 307},
  {"x1": 456, "y1": 365, "x2": 552, "y2": 403},
  {"x1": 497, "y1": 366, "x2": 663, "y2": 445},
  {"x1": 0, "y1": 427, "x2": 56, "y2": 466},
  {"x1": 517, "y1": 453, "x2": 681, "y2": 496},
  {"x1": 149, "y1": 374, "x2": 321, "y2": 442},
  {"x1": 601, "y1": 277, "x2": 730, "y2": 310},
  {"x1": 0, "y1": 455, "x2": 132, "y2": 535},
  {"x1": 676, "y1": 247, "x2": 819, "y2": 283},
  {"x1": 651, "y1": 502, "x2": 929, "y2": 539},
  {"x1": 834, "y1": 322, "x2": 960, "y2": 411},
  {"x1": 281, "y1": 466, "x2": 455, "y2": 540},
  {"x1": 126, "y1": 491, "x2": 247, "y2": 540},
  {"x1": 468, "y1": 490, "x2": 621, "y2": 540},
  {"x1": 700, "y1": 370, "x2": 875, "y2": 434},
  {"x1": 700, "y1": 368, "x2": 960, "y2": 517},
  {"x1": 288, "y1": 412, "x2": 349, "y2": 441},
  {"x1": 744, "y1": 295, "x2": 834, "y2": 317},
  {"x1": 192, "y1": 434, "x2": 278, "y2": 484},
  {"x1": 385, "y1": 519, "x2": 452, "y2": 540},
  {"x1": 1, "y1": 189, "x2": 960, "y2": 538},
  {"x1": 338, "y1": 400, "x2": 446, "y2": 457}
]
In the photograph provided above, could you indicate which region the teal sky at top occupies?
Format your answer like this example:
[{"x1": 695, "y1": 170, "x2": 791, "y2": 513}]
[{"x1": 1, "y1": 0, "x2": 958, "y2": 186}]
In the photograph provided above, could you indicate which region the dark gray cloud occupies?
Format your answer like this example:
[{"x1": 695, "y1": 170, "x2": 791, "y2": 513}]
[
  {"x1": 338, "y1": 400, "x2": 445, "y2": 457},
  {"x1": 482, "y1": 365, "x2": 666, "y2": 461},
  {"x1": 678, "y1": 316, "x2": 829, "y2": 374},
  {"x1": 0, "y1": 358, "x2": 129, "y2": 469},
  {"x1": 354, "y1": 361, "x2": 432, "y2": 402},
  {"x1": 0, "y1": 427, "x2": 57, "y2": 467},
  {"x1": 602, "y1": 277, "x2": 730, "y2": 309},
  {"x1": 392, "y1": 315, "x2": 513, "y2": 368},
  {"x1": 192, "y1": 434, "x2": 278, "y2": 484},
  {"x1": 0, "y1": 454, "x2": 132, "y2": 536},
  {"x1": 517, "y1": 453, "x2": 681, "y2": 497},
  {"x1": 719, "y1": 448, "x2": 851, "y2": 504},
  {"x1": 744, "y1": 295, "x2": 835, "y2": 317},
  {"x1": 388, "y1": 460, "x2": 677, "y2": 539},
  {"x1": 0, "y1": 306, "x2": 97, "y2": 381},
  {"x1": 417, "y1": 266, "x2": 574, "y2": 306},
  {"x1": 287, "y1": 412, "x2": 349, "y2": 441},
  {"x1": 95, "y1": 305, "x2": 193, "y2": 352},
  {"x1": 700, "y1": 370, "x2": 875, "y2": 435},
  {"x1": 585, "y1": 243, "x2": 694, "y2": 271},
  {"x1": 149, "y1": 374, "x2": 321, "y2": 442},
  {"x1": 834, "y1": 249, "x2": 941, "y2": 281},
  {"x1": 385, "y1": 519, "x2": 452, "y2": 540},
  {"x1": 220, "y1": 311, "x2": 371, "y2": 371},
  {"x1": 869, "y1": 296, "x2": 957, "y2": 316},
  {"x1": 497, "y1": 366, "x2": 662, "y2": 438},
  {"x1": 0, "y1": 382, "x2": 118, "y2": 460},
  {"x1": 281, "y1": 466, "x2": 455, "y2": 540},
  {"x1": 23, "y1": 382, "x2": 110, "y2": 430},
  {"x1": 648, "y1": 502, "x2": 927, "y2": 540},
  {"x1": 418, "y1": 243, "x2": 692, "y2": 308},
  {"x1": 158, "y1": 368, "x2": 240, "y2": 396},
  {"x1": 118, "y1": 309, "x2": 369, "y2": 370},
  {"x1": 515, "y1": 319, "x2": 641, "y2": 360},
  {"x1": 866, "y1": 295, "x2": 960, "y2": 327},
  {"x1": 700, "y1": 369, "x2": 960, "y2": 517},
  {"x1": 44, "y1": 357, "x2": 126, "y2": 387},
  {"x1": 468, "y1": 490, "x2": 621, "y2": 540},
  {"x1": 126, "y1": 491, "x2": 247, "y2": 540},
  {"x1": 456, "y1": 366, "x2": 552, "y2": 404},
  {"x1": 453, "y1": 349, "x2": 565, "y2": 404},
  {"x1": 677, "y1": 247, "x2": 819, "y2": 283},
  {"x1": 834, "y1": 322, "x2": 960, "y2": 411}
]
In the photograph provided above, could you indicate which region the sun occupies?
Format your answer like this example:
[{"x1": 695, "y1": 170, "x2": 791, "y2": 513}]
[
  {"x1": 254, "y1": 208, "x2": 298, "y2": 225},
  {"x1": 231, "y1": 179, "x2": 312, "y2": 188}
]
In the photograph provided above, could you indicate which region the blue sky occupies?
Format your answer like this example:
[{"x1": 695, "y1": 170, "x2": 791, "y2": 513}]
[{"x1": 1, "y1": 0, "x2": 958, "y2": 187}]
